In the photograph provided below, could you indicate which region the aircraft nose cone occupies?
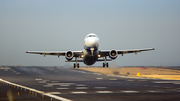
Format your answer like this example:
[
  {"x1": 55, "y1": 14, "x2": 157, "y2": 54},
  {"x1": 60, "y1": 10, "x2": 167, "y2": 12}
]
[{"x1": 88, "y1": 38, "x2": 97, "y2": 47}]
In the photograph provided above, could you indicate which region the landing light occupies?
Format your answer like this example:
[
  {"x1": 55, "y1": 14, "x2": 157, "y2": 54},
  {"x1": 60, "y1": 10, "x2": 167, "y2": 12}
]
[
  {"x1": 98, "y1": 55, "x2": 101, "y2": 58},
  {"x1": 81, "y1": 55, "x2": 84, "y2": 58}
]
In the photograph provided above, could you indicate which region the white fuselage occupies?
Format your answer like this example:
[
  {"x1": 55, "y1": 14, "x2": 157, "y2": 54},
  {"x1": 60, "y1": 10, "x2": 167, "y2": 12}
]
[{"x1": 83, "y1": 33, "x2": 99, "y2": 65}]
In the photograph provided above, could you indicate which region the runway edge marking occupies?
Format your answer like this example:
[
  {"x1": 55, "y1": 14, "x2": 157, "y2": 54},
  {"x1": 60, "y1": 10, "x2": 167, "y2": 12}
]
[{"x1": 0, "y1": 78, "x2": 71, "y2": 101}]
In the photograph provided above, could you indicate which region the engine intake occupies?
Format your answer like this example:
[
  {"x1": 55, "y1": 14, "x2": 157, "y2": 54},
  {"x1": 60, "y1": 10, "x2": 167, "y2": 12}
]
[
  {"x1": 65, "y1": 51, "x2": 74, "y2": 60},
  {"x1": 109, "y1": 50, "x2": 118, "y2": 59}
]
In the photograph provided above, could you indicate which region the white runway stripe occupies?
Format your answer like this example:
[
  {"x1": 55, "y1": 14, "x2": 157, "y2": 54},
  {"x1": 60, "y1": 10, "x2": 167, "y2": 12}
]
[
  {"x1": 0, "y1": 78, "x2": 71, "y2": 101},
  {"x1": 71, "y1": 91, "x2": 87, "y2": 94},
  {"x1": 96, "y1": 91, "x2": 113, "y2": 93},
  {"x1": 121, "y1": 90, "x2": 139, "y2": 93},
  {"x1": 76, "y1": 87, "x2": 88, "y2": 89},
  {"x1": 57, "y1": 88, "x2": 69, "y2": 90}
]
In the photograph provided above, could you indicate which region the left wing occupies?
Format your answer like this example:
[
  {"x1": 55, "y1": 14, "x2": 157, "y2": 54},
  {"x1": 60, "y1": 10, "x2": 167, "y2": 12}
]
[
  {"x1": 99, "y1": 48, "x2": 155, "y2": 57},
  {"x1": 26, "y1": 51, "x2": 83, "y2": 57}
]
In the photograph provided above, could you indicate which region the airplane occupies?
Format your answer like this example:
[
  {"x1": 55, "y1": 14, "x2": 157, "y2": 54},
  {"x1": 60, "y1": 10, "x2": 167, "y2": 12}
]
[{"x1": 26, "y1": 33, "x2": 154, "y2": 68}]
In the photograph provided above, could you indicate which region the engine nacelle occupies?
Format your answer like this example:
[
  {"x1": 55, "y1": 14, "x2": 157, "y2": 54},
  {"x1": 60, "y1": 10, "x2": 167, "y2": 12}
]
[
  {"x1": 65, "y1": 51, "x2": 74, "y2": 61},
  {"x1": 109, "y1": 50, "x2": 118, "y2": 59}
]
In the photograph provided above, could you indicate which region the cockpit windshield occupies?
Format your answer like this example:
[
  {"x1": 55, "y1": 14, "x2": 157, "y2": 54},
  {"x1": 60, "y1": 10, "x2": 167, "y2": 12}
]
[
  {"x1": 89, "y1": 35, "x2": 95, "y2": 37},
  {"x1": 86, "y1": 34, "x2": 98, "y2": 38}
]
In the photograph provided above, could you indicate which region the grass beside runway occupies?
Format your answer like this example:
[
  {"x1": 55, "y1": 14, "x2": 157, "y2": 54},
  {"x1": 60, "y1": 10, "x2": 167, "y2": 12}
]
[{"x1": 78, "y1": 67, "x2": 180, "y2": 80}]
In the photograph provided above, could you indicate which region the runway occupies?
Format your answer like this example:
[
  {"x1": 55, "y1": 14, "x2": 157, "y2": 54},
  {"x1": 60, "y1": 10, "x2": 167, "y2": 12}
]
[{"x1": 0, "y1": 66, "x2": 180, "y2": 101}]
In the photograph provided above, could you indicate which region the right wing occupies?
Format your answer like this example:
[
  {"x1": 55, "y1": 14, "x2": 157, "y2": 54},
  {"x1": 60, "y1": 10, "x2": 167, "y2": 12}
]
[
  {"x1": 99, "y1": 48, "x2": 155, "y2": 57},
  {"x1": 26, "y1": 51, "x2": 83, "y2": 57}
]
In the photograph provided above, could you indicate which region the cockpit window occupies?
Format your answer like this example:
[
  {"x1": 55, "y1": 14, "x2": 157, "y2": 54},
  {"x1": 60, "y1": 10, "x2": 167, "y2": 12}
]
[
  {"x1": 85, "y1": 34, "x2": 99, "y2": 39},
  {"x1": 88, "y1": 35, "x2": 96, "y2": 37}
]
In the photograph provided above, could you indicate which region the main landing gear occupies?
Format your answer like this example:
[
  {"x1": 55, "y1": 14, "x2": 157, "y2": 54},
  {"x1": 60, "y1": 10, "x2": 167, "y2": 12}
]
[
  {"x1": 103, "y1": 56, "x2": 109, "y2": 67},
  {"x1": 73, "y1": 57, "x2": 79, "y2": 68},
  {"x1": 103, "y1": 63, "x2": 108, "y2": 67},
  {"x1": 74, "y1": 63, "x2": 79, "y2": 68}
]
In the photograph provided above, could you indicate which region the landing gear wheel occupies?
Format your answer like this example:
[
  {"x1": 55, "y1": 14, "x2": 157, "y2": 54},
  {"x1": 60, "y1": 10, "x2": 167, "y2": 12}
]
[
  {"x1": 74, "y1": 63, "x2": 76, "y2": 68},
  {"x1": 106, "y1": 63, "x2": 109, "y2": 67},
  {"x1": 103, "y1": 63, "x2": 105, "y2": 67},
  {"x1": 77, "y1": 63, "x2": 79, "y2": 68}
]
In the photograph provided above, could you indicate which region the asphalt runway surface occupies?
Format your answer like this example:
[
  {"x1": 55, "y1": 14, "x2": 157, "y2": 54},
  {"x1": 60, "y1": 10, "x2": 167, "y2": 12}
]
[{"x1": 1, "y1": 66, "x2": 180, "y2": 101}]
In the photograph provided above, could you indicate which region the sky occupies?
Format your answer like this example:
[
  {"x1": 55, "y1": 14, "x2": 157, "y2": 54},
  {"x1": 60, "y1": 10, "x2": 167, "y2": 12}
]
[{"x1": 0, "y1": 0, "x2": 180, "y2": 66}]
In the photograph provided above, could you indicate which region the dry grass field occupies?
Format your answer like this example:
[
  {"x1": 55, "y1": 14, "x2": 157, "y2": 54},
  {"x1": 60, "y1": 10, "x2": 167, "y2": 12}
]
[{"x1": 79, "y1": 67, "x2": 180, "y2": 80}]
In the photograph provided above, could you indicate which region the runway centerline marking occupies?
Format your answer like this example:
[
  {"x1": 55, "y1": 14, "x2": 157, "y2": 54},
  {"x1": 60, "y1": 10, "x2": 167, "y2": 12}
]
[
  {"x1": 76, "y1": 87, "x2": 88, "y2": 89},
  {"x1": 121, "y1": 90, "x2": 139, "y2": 93},
  {"x1": 0, "y1": 78, "x2": 71, "y2": 101},
  {"x1": 96, "y1": 91, "x2": 113, "y2": 93},
  {"x1": 71, "y1": 91, "x2": 87, "y2": 94}
]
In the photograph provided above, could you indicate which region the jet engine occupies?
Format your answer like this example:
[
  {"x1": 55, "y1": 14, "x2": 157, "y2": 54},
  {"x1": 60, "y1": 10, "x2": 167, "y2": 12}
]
[
  {"x1": 109, "y1": 50, "x2": 118, "y2": 59},
  {"x1": 65, "y1": 51, "x2": 74, "y2": 61}
]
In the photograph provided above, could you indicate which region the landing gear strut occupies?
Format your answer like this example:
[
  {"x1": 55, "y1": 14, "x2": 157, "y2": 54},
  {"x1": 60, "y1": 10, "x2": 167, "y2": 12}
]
[
  {"x1": 103, "y1": 56, "x2": 109, "y2": 67},
  {"x1": 73, "y1": 57, "x2": 79, "y2": 68}
]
